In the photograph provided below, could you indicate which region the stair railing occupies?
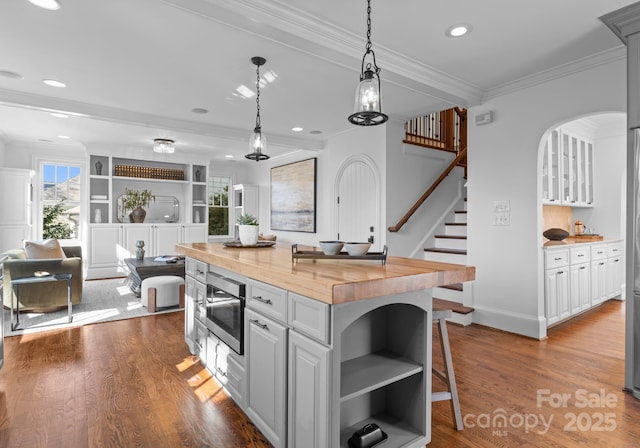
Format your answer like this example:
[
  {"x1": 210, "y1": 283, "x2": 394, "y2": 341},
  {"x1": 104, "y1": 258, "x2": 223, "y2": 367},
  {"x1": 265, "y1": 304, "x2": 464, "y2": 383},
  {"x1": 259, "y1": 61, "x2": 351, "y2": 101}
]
[
  {"x1": 403, "y1": 107, "x2": 467, "y2": 154},
  {"x1": 388, "y1": 146, "x2": 467, "y2": 233}
]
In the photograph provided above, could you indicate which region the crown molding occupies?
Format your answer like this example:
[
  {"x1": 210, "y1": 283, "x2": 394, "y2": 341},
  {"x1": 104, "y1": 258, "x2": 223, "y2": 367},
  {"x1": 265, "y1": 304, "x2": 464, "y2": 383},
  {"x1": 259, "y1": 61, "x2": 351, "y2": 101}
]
[
  {"x1": 600, "y1": 2, "x2": 640, "y2": 44},
  {"x1": 0, "y1": 88, "x2": 324, "y2": 152},
  {"x1": 482, "y1": 46, "x2": 626, "y2": 102}
]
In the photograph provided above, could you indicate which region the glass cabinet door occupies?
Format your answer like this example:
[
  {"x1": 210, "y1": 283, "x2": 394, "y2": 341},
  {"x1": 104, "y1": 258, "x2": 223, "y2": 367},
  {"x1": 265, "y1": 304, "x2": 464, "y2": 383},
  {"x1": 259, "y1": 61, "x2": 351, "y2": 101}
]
[{"x1": 542, "y1": 130, "x2": 561, "y2": 204}]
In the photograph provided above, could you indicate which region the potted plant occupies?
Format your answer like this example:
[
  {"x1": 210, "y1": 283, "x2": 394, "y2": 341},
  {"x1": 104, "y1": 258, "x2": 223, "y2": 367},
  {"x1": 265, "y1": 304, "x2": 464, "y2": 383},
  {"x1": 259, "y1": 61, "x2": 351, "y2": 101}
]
[
  {"x1": 122, "y1": 188, "x2": 155, "y2": 223},
  {"x1": 237, "y1": 213, "x2": 259, "y2": 246}
]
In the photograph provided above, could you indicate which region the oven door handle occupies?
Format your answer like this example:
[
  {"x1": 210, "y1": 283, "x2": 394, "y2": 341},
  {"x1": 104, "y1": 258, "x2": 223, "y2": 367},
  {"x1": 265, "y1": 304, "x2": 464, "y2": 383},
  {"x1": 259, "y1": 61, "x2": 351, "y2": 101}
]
[
  {"x1": 252, "y1": 295, "x2": 272, "y2": 305},
  {"x1": 249, "y1": 319, "x2": 269, "y2": 331}
]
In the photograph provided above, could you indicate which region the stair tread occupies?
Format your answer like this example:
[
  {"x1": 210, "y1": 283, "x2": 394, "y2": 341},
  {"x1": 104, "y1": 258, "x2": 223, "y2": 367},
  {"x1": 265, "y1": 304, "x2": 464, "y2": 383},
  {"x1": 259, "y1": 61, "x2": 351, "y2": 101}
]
[
  {"x1": 424, "y1": 248, "x2": 467, "y2": 255},
  {"x1": 434, "y1": 298, "x2": 474, "y2": 315},
  {"x1": 435, "y1": 235, "x2": 467, "y2": 240}
]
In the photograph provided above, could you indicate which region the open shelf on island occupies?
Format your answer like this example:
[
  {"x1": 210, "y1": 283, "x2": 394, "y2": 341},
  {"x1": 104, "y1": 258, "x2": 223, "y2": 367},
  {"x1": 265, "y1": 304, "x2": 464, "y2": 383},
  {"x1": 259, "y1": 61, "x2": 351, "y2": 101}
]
[
  {"x1": 341, "y1": 351, "x2": 423, "y2": 402},
  {"x1": 339, "y1": 413, "x2": 424, "y2": 448}
]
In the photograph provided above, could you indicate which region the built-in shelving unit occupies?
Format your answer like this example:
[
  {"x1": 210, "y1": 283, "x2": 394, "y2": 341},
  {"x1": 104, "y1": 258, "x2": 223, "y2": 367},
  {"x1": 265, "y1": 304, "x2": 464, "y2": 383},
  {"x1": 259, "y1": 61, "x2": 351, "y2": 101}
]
[
  {"x1": 86, "y1": 153, "x2": 209, "y2": 279},
  {"x1": 336, "y1": 302, "x2": 428, "y2": 448}
]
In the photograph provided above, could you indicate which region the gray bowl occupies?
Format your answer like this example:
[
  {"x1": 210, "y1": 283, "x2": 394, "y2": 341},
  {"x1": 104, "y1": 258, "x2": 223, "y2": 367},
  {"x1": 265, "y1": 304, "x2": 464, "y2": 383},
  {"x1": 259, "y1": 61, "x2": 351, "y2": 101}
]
[{"x1": 319, "y1": 241, "x2": 344, "y2": 255}]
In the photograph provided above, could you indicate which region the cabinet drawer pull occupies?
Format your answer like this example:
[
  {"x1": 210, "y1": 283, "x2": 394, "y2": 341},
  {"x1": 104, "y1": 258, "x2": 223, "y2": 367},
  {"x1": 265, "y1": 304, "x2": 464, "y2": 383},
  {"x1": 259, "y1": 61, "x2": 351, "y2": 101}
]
[
  {"x1": 253, "y1": 296, "x2": 273, "y2": 305},
  {"x1": 250, "y1": 319, "x2": 269, "y2": 330},
  {"x1": 579, "y1": 266, "x2": 586, "y2": 270},
  {"x1": 599, "y1": 262, "x2": 605, "y2": 266},
  {"x1": 614, "y1": 259, "x2": 620, "y2": 262},
  {"x1": 217, "y1": 367, "x2": 227, "y2": 377},
  {"x1": 557, "y1": 271, "x2": 564, "y2": 275},
  {"x1": 577, "y1": 254, "x2": 584, "y2": 257},
  {"x1": 554, "y1": 257, "x2": 563, "y2": 261}
]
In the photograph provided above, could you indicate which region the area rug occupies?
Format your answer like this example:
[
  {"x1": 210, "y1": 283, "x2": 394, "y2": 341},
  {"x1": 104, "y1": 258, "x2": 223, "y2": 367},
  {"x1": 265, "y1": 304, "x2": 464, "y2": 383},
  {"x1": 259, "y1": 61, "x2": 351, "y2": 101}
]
[{"x1": 3, "y1": 277, "x2": 183, "y2": 337}]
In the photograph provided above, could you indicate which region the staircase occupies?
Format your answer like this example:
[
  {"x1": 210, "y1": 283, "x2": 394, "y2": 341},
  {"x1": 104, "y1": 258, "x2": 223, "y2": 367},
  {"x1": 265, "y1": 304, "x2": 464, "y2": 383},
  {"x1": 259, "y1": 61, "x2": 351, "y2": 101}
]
[
  {"x1": 390, "y1": 107, "x2": 474, "y2": 325},
  {"x1": 423, "y1": 197, "x2": 474, "y2": 325}
]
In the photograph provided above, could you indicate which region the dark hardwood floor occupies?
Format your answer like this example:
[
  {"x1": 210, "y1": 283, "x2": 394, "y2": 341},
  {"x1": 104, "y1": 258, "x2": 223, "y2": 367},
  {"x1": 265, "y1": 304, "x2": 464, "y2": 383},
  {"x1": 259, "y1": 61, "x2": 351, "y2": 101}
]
[{"x1": 0, "y1": 299, "x2": 638, "y2": 447}]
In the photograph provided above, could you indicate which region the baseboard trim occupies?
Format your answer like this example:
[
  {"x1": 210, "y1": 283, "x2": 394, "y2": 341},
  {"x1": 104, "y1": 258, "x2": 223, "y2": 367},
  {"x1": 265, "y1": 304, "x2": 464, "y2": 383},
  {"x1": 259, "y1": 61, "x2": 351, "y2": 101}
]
[{"x1": 471, "y1": 305, "x2": 547, "y2": 339}]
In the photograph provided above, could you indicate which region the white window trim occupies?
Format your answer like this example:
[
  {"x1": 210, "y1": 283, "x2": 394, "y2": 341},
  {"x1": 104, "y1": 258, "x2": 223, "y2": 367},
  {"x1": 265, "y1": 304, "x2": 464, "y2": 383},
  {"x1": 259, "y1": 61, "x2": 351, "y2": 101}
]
[
  {"x1": 208, "y1": 173, "x2": 235, "y2": 240},
  {"x1": 33, "y1": 156, "x2": 86, "y2": 244}
]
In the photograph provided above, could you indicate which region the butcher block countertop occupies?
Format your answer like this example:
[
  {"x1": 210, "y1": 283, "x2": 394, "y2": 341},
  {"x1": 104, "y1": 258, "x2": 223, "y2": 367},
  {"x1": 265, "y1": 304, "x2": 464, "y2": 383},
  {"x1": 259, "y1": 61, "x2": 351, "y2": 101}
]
[{"x1": 176, "y1": 242, "x2": 475, "y2": 305}]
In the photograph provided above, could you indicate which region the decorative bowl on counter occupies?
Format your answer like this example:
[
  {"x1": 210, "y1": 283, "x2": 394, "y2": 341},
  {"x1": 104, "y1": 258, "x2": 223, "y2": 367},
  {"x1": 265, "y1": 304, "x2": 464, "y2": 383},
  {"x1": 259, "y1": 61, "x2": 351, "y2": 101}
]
[
  {"x1": 344, "y1": 242, "x2": 372, "y2": 256},
  {"x1": 543, "y1": 228, "x2": 570, "y2": 241},
  {"x1": 319, "y1": 240, "x2": 344, "y2": 255}
]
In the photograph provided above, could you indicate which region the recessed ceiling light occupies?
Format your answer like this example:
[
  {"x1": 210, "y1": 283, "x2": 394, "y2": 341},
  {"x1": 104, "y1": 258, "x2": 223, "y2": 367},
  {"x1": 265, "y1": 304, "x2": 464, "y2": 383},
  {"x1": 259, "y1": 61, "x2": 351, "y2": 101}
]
[
  {"x1": 191, "y1": 108, "x2": 209, "y2": 114},
  {"x1": 225, "y1": 155, "x2": 234, "y2": 158},
  {"x1": 57, "y1": 135, "x2": 70, "y2": 139},
  {"x1": 43, "y1": 79, "x2": 66, "y2": 88},
  {"x1": 309, "y1": 130, "x2": 323, "y2": 135},
  {"x1": 50, "y1": 112, "x2": 68, "y2": 118},
  {"x1": 445, "y1": 24, "x2": 472, "y2": 38},
  {"x1": 291, "y1": 127, "x2": 303, "y2": 132},
  {"x1": 28, "y1": 0, "x2": 61, "y2": 11},
  {"x1": 0, "y1": 70, "x2": 23, "y2": 79}
]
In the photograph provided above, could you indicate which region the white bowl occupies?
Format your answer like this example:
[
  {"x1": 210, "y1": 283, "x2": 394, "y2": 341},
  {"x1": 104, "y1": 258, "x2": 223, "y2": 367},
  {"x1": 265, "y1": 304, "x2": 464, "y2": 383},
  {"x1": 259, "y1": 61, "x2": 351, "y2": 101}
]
[
  {"x1": 319, "y1": 241, "x2": 344, "y2": 255},
  {"x1": 344, "y1": 242, "x2": 371, "y2": 256}
]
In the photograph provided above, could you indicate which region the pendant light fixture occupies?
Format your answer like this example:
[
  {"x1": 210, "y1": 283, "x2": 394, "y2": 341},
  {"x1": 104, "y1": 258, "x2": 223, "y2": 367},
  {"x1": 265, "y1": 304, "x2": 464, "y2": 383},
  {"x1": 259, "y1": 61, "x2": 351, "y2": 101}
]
[
  {"x1": 348, "y1": 0, "x2": 388, "y2": 126},
  {"x1": 245, "y1": 56, "x2": 270, "y2": 161},
  {"x1": 153, "y1": 138, "x2": 175, "y2": 154}
]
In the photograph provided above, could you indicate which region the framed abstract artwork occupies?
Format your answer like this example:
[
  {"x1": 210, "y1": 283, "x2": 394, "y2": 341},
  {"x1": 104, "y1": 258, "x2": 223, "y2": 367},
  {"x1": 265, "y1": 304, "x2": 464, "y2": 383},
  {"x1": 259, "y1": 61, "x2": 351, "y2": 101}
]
[{"x1": 270, "y1": 158, "x2": 316, "y2": 232}]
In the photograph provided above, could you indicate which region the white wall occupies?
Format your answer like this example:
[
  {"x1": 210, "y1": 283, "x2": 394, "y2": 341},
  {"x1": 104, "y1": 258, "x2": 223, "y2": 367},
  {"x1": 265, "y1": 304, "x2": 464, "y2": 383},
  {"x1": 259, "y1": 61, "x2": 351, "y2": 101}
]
[
  {"x1": 385, "y1": 119, "x2": 466, "y2": 257},
  {"x1": 243, "y1": 125, "x2": 387, "y2": 247},
  {"x1": 0, "y1": 138, "x2": 5, "y2": 166},
  {"x1": 468, "y1": 58, "x2": 626, "y2": 339},
  {"x1": 3, "y1": 142, "x2": 85, "y2": 169}
]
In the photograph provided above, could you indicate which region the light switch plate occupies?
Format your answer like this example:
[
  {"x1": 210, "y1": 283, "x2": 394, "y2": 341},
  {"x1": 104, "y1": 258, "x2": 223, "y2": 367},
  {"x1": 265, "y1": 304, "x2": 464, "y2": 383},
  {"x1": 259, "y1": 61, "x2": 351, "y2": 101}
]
[{"x1": 493, "y1": 200, "x2": 510, "y2": 212}]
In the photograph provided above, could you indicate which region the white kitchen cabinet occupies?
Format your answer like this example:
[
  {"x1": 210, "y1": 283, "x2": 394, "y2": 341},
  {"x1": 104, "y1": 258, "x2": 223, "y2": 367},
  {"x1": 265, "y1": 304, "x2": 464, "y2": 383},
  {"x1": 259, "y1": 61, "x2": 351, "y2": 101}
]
[
  {"x1": 545, "y1": 240, "x2": 624, "y2": 327},
  {"x1": 245, "y1": 308, "x2": 287, "y2": 448},
  {"x1": 570, "y1": 262, "x2": 591, "y2": 314},
  {"x1": 288, "y1": 329, "x2": 330, "y2": 448},
  {"x1": 181, "y1": 224, "x2": 208, "y2": 243},
  {"x1": 545, "y1": 266, "x2": 569, "y2": 326},
  {"x1": 185, "y1": 275, "x2": 196, "y2": 353},
  {"x1": 542, "y1": 128, "x2": 594, "y2": 207},
  {"x1": 206, "y1": 331, "x2": 245, "y2": 408},
  {"x1": 591, "y1": 244, "x2": 609, "y2": 305}
]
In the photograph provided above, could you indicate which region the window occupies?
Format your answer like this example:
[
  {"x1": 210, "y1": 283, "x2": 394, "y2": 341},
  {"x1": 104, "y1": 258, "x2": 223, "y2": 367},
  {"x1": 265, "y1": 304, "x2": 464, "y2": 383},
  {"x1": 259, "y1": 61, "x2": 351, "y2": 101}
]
[
  {"x1": 41, "y1": 163, "x2": 82, "y2": 239},
  {"x1": 208, "y1": 176, "x2": 231, "y2": 236}
]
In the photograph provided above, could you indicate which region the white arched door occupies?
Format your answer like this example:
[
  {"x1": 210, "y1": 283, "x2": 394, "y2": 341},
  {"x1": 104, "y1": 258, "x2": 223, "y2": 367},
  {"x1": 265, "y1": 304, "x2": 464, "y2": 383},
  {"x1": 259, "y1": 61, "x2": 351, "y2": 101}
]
[{"x1": 335, "y1": 156, "x2": 381, "y2": 251}]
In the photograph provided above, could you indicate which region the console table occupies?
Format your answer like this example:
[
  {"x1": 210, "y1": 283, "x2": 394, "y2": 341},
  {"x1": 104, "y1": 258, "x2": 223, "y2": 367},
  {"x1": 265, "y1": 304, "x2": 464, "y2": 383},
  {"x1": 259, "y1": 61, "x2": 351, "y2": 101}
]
[
  {"x1": 10, "y1": 273, "x2": 72, "y2": 331},
  {"x1": 124, "y1": 257, "x2": 186, "y2": 297}
]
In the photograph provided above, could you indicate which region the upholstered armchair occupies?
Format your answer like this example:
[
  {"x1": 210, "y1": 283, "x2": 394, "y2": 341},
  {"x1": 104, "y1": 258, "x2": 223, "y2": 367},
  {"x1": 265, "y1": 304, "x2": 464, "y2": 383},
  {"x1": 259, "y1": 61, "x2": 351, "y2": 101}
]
[{"x1": 2, "y1": 243, "x2": 83, "y2": 312}]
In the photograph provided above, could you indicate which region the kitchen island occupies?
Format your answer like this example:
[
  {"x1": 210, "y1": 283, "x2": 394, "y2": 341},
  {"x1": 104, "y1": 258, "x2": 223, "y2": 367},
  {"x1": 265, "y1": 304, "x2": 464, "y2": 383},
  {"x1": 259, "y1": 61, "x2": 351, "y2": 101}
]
[{"x1": 176, "y1": 242, "x2": 475, "y2": 448}]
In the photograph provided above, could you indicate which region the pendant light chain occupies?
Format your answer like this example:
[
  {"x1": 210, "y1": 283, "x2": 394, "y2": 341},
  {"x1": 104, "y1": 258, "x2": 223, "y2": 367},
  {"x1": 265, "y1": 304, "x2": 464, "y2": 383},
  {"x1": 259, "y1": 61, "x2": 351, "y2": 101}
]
[
  {"x1": 365, "y1": 0, "x2": 372, "y2": 54},
  {"x1": 255, "y1": 62, "x2": 261, "y2": 130}
]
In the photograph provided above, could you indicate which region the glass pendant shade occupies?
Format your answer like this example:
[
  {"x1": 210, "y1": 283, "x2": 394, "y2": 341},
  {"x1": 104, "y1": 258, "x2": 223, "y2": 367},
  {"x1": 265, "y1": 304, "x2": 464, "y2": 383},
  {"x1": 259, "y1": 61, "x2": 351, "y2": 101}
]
[
  {"x1": 349, "y1": 69, "x2": 388, "y2": 126},
  {"x1": 246, "y1": 127, "x2": 269, "y2": 161},
  {"x1": 153, "y1": 138, "x2": 175, "y2": 154}
]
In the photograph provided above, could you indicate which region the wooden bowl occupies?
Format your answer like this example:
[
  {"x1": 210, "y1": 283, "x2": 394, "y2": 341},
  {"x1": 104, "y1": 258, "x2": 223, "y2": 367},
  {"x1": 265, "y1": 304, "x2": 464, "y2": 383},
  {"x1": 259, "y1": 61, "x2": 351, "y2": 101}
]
[{"x1": 543, "y1": 228, "x2": 569, "y2": 241}]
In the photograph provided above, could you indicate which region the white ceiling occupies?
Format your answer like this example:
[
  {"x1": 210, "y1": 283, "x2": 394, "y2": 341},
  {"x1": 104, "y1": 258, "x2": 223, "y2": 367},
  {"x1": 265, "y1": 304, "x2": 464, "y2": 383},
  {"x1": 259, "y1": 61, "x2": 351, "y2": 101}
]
[{"x1": 0, "y1": 0, "x2": 633, "y2": 160}]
